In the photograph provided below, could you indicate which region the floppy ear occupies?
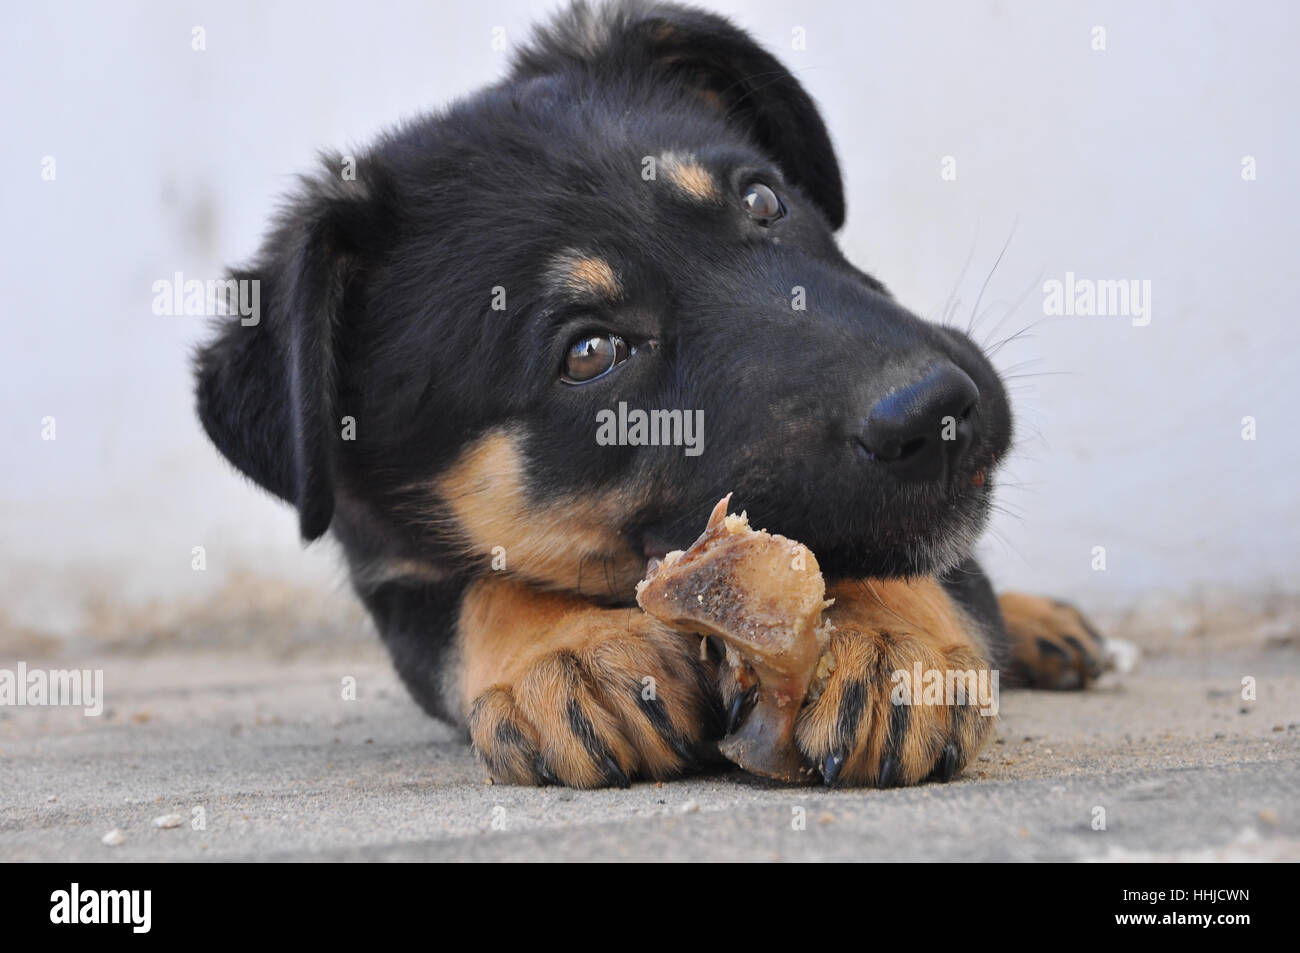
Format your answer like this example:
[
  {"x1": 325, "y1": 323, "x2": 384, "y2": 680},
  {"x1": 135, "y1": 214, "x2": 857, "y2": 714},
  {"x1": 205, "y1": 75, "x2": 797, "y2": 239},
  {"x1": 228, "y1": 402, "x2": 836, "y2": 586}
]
[
  {"x1": 515, "y1": 1, "x2": 846, "y2": 229},
  {"x1": 194, "y1": 168, "x2": 382, "y2": 541}
]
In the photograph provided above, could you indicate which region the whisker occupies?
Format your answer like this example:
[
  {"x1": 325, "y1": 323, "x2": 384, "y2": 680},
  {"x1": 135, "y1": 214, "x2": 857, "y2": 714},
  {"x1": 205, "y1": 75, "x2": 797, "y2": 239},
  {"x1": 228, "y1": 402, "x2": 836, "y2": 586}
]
[
  {"x1": 966, "y1": 219, "x2": 1018, "y2": 336},
  {"x1": 1002, "y1": 371, "x2": 1073, "y2": 381},
  {"x1": 996, "y1": 357, "x2": 1046, "y2": 376},
  {"x1": 935, "y1": 224, "x2": 980, "y2": 328},
  {"x1": 981, "y1": 524, "x2": 1032, "y2": 569},
  {"x1": 984, "y1": 324, "x2": 1040, "y2": 359},
  {"x1": 976, "y1": 269, "x2": 1044, "y2": 351}
]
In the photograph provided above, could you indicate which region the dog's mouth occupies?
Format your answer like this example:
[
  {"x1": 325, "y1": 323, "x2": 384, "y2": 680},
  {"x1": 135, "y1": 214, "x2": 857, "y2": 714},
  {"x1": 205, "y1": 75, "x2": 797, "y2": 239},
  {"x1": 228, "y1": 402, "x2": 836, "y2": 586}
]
[
  {"x1": 641, "y1": 532, "x2": 677, "y2": 578},
  {"x1": 633, "y1": 455, "x2": 1000, "y2": 584}
]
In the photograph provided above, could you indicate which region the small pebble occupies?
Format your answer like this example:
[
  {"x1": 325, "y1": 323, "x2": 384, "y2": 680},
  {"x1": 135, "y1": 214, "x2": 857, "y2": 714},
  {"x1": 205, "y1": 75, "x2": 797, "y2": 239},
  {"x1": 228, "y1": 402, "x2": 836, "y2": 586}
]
[
  {"x1": 153, "y1": 814, "x2": 184, "y2": 829},
  {"x1": 1103, "y1": 637, "x2": 1140, "y2": 674},
  {"x1": 102, "y1": 829, "x2": 126, "y2": 847},
  {"x1": 678, "y1": 799, "x2": 700, "y2": 814}
]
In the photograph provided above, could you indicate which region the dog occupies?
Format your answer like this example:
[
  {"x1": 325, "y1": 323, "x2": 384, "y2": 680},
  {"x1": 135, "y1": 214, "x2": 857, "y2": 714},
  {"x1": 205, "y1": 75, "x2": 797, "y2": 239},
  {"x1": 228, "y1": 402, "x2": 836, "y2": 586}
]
[{"x1": 194, "y1": 0, "x2": 1105, "y2": 788}]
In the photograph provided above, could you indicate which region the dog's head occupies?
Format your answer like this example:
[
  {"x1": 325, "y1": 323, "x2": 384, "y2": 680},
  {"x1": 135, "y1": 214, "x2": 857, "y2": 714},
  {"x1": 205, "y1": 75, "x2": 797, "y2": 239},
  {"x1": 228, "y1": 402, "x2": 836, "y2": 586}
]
[{"x1": 195, "y1": 0, "x2": 1012, "y2": 601}]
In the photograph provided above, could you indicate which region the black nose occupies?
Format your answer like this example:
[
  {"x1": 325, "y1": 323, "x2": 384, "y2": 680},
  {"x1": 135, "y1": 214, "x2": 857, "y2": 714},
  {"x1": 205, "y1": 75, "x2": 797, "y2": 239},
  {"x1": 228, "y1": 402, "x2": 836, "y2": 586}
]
[{"x1": 860, "y1": 364, "x2": 980, "y2": 482}]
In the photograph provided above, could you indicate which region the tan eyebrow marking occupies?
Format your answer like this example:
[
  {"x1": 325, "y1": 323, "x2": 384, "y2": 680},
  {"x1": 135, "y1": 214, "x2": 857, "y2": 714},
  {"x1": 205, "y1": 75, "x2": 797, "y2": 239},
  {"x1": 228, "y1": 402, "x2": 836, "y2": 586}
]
[
  {"x1": 549, "y1": 252, "x2": 622, "y2": 301},
  {"x1": 660, "y1": 151, "x2": 721, "y2": 202}
]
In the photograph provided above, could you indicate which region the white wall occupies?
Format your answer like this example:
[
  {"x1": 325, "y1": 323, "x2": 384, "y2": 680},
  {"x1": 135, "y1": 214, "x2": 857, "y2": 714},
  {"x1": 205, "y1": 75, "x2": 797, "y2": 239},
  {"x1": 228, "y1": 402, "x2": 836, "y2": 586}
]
[{"x1": 2, "y1": 0, "x2": 1297, "y2": 643}]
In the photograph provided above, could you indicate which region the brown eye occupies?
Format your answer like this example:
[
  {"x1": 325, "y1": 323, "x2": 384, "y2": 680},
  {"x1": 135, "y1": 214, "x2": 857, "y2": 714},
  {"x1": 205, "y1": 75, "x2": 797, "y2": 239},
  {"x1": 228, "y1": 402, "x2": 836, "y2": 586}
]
[
  {"x1": 562, "y1": 333, "x2": 631, "y2": 383},
  {"x1": 742, "y1": 182, "x2": 784, "y2": 223}
]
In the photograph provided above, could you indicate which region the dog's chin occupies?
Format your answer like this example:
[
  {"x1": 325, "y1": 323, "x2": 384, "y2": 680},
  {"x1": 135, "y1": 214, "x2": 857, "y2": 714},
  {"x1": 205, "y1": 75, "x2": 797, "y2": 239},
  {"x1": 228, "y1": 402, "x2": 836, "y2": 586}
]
[
  {"x1": 815, "y1": 531, "x2": 973, "y2": 582},
  {"x1": 800, "y1": 482, "x2": 995, "y2": 582}
]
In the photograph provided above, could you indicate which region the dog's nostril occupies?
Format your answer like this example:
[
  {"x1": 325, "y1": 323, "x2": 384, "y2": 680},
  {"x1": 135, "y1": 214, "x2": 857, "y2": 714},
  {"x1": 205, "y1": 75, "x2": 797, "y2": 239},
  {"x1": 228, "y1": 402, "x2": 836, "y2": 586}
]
[{"x1": 859, "y1": 363, "x2": 980, "y2": 483}]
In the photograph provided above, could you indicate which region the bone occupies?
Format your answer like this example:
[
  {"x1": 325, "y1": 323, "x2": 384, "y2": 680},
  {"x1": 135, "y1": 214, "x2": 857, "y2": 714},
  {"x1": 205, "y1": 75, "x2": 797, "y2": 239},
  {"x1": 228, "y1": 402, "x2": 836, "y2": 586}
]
[{"x1": 636, "y1": 495, "x2": 832, "y2": 782}]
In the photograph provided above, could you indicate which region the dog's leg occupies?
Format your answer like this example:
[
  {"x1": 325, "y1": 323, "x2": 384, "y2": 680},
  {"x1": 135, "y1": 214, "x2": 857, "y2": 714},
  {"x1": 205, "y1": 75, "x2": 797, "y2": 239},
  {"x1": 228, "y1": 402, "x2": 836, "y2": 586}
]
[
  {"x1": 781, "y1": 577, "x2": 999, "y2": 787},
  {"x1": 934, "y1": 555, "x2": 1106, "y2": 689},
  {"x1": 996, "y1": 593, "x2": 1106, "y2": 689},
  {"x1": 459, "y1": 576, "x2": 720, "y2": 787}
]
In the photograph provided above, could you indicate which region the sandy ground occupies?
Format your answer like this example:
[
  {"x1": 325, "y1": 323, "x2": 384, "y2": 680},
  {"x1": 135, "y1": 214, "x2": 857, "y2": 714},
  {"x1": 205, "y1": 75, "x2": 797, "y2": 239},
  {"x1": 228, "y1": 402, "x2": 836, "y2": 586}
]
[{"x1": 2, "y1": 610, "x2": 1299, "y2": 862}]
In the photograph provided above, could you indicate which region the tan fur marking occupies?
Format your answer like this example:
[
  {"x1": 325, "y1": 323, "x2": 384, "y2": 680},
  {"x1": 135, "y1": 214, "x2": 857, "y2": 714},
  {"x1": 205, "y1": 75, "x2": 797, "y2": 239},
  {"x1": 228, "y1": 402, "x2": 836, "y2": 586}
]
[
  {"x1": 551, "y1": 253, "x2": 621, "y2": 300},
  {"x1": 435, "y1": 428, "x2": 645, "y2": 598},
  {"x1": 460, "y1": 576, "x2": 617, "y2": 698},
  {"x1": 693, "y1": 87, "x2": 726, "y2": 113},
  {"x1": 351, "y1": 556, "x2": 449, "y2": 587},
  {"x1": 825, "y1": 577, "x2": 973, "y2": 650},
  {"x1": 661, "y1": 152, "x2": 721, "y2": 202}
]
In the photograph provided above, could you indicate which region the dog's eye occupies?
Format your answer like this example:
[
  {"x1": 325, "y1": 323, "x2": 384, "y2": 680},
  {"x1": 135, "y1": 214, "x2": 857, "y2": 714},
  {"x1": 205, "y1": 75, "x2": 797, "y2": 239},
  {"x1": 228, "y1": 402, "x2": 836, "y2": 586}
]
[
  {"x1": 742, "y1": 182, "x2": 784, "y2": 224},
  {"x1": 562, "y1": 333, "x2": 631, "y2": 384}
]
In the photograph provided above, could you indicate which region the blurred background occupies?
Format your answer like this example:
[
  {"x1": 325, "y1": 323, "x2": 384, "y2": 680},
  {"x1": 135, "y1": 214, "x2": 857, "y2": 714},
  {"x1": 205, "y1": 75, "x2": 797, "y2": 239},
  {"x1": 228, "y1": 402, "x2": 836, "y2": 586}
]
[{"x1": 3, "y1": 0, "x2": 1297, "y2": 655}]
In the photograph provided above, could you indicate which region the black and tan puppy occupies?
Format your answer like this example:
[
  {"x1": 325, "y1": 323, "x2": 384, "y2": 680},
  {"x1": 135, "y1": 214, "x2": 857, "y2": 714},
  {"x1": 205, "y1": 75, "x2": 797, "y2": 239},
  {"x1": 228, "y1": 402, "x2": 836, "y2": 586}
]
[{"x1": 195, "y1": 0, "x2": 1104, "y2": 788}]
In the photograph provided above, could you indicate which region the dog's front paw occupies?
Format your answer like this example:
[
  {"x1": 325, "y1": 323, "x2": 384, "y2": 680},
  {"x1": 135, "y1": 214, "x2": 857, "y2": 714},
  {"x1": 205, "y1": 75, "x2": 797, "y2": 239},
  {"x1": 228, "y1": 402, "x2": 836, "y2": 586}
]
[
  {"x1": 787, "y1": 579, "x2": 997, "y2": 788},
  {"x1": 467, "y1": 620, "x2": 718, "y2": 788},
  {"x1": 999, "y1": 593, "x2": 1105, "y2": 689},
  {"x1": 793, "y1": 624, "x2": 996, "y2": 787}
]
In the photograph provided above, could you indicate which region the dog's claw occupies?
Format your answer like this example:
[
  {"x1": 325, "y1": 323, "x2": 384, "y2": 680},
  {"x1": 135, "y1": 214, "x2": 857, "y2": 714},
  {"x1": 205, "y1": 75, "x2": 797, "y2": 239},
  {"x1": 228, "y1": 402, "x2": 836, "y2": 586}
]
[
  {"x1": 937, "y1": 742, "x2": 958, "y2": 782},
  {"x1": 725, "y1": 687, "x2": 757, "y2": 736},
  {"x1": 878, "y1": 755, "x2": 900, "y2": 788},
  {"x1": 821, "y1": 751, "x2": 845, "y2": 787},
  {"x1": 603, "y1": 755, "x2": 631, "y2": 789},
  {"x1": 534, "y1": 757, "x2": 562, "y2": 787},
  {"x1": 666, "y1": 734, "x2": 699, "y2": 771}
]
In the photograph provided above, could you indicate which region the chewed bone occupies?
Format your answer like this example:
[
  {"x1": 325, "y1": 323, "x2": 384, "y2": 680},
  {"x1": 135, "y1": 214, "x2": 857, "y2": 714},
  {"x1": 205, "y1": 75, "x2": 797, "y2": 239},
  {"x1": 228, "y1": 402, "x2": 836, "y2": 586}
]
[{"x1": 636, "y1": 495, "x2": 833, "y2": 782}]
